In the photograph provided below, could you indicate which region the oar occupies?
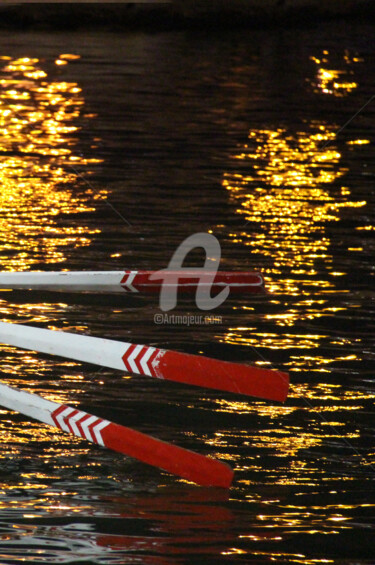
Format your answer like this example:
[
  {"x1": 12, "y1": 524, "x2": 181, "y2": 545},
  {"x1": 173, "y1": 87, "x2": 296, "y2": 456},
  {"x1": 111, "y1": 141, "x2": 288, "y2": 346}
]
[
  {"x1": 0, "y1": 322, "x2": 289, "y2": 402},
  {"x1": 0, "y1": 381, "x2": 233, "y2": 487},
  {"x1": 0, "y1": 270, "x2": 265, "y2": 294}
]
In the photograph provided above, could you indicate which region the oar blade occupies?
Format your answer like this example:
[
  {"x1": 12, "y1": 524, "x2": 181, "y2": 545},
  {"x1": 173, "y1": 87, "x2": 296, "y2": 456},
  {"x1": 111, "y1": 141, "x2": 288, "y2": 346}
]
[
  {"x1": 101, "y1": 422, "x2": 233, "y2": 488},
  {"x1": 0, "y1": 382, "x2": 233, "y2": 488},
  {"x1": 0, "y1": 270, "x2": 266, "y2": 294},
  {"x1": 0, "y1": 322, "x2": 289, "y2": 402},
  {"x1": 158, "y1": 351, "x2": 289, "y2": 402}
]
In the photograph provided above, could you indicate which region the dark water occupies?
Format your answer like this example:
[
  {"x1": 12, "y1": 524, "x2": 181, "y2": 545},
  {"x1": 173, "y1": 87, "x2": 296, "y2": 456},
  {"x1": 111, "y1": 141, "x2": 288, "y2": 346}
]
[{"x1": 0, "y1": 21, "x2": 374, "y2": 564}]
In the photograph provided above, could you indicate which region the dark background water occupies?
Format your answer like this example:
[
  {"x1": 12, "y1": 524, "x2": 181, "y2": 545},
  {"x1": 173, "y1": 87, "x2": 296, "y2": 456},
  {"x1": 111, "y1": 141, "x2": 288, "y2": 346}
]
[{"x1": 0, "y1": 20, "x2": 374, "y2": 564}]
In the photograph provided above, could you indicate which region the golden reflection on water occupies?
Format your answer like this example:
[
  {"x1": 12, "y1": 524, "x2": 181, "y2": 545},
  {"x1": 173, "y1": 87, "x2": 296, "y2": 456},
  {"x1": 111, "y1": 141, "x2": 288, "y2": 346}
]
[
  {"x1": 223, "y1": 125, "x2": 364, "y2": 294},
  {"x1": 204, "y1": 380, "x2": 374, "y2": 467},
  {"x1": 0, "y1": 55, "x2": 102, "y2": 269},
  {"x1": 309, "y1": 50, "x2": 361, "y2": 96},
  {"x1": 222, "y1": 120, "x2": 366, "y2": 369}
]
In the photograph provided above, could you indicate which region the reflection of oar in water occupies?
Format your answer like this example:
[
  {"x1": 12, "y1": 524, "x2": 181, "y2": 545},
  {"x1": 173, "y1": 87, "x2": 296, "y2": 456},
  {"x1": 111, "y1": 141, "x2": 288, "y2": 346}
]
[
  {"x1": 0, "y1": 322, "x2": 289, "y2": 401},
  {"x1": 0, "y1": 381, "x2": 233, "y2": 488},
  {"x1": 0, "y1": 270, "x2": 266, "y2": 294},
  {"x1": 90, "y1": 487, "x2": 233, "y2": 534},
  {"x1": 95, "y1": 489, "x2": 234, "y2": 556},
  {"x1": 93, "y1": 489, "x2": 275, "y2": 553}
]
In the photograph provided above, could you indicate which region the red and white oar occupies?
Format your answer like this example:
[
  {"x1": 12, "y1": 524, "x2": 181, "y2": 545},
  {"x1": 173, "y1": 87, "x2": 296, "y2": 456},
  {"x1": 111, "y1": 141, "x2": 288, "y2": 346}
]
[
  {"x1": 0, "y1": 322, "x2": 289, "y2": 402},
  {"x1": 0, "y1": 381, "x2": 233, "y2": 487},
  {"x1": 0, "y1": 270, "x2": 265, "y2": 294}
]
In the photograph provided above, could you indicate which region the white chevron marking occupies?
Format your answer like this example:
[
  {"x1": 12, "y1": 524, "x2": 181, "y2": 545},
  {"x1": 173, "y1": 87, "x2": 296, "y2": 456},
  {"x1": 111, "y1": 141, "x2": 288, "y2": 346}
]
[
  {"x1": 92, "y1": 420, "x2": 110, "y2": 446},
  {"x1": 123, "y1": 271, "x2": 139, "y2": 293},
  {"x1": 80, "y1": 414, "x2": 98, "y2": 442},
  {"x1": 56, "y1": 406, "x2": 75, "y2": 433},
  {"x1": 140, "y1": 347, "x2": 155, "y2": 376},
  {"x1": 69, "y1": 411, "x2": 86, "y2": 437},
  {"x1": 123, "y1": 342, "x2": 132, "y2": 352},
  {"x1": 128, "y1": 344, "x2": 143, "y2": 373}
]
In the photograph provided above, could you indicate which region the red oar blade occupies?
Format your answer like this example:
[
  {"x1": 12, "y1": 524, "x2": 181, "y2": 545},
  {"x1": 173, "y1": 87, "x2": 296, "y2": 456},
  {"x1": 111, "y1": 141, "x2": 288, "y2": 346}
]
[
  {"x1": 121, "y1": 270, "x2": 266, "y2": 294},
  {"x1": 158, "y1": 351, "x2": 289, "y2": 402},
  {"x1": 101, "y1": 421, "x2": 233, "y2": 488},
  {"x1": 0, "y1": 382, "x2": 233, "y2": 488}
]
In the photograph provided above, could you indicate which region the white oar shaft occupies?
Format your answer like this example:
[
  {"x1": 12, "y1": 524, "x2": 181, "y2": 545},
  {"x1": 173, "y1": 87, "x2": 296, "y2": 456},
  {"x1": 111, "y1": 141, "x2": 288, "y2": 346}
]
[
  {"x1": 0, "y1": 321, "x2": 128, "y2": 372},
  {"x1": 0, "y1": 271, "x2": 124, "y2": 292},
  {"x1": 0, "y1": 382, "x2": 56, "y2": 427}
]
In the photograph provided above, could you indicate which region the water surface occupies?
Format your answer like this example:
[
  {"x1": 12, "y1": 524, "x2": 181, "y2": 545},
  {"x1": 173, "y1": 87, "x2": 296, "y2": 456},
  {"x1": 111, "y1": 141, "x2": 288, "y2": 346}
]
[{"x1": 0, "y1": 23, "x2": 374, "y2": 564}]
